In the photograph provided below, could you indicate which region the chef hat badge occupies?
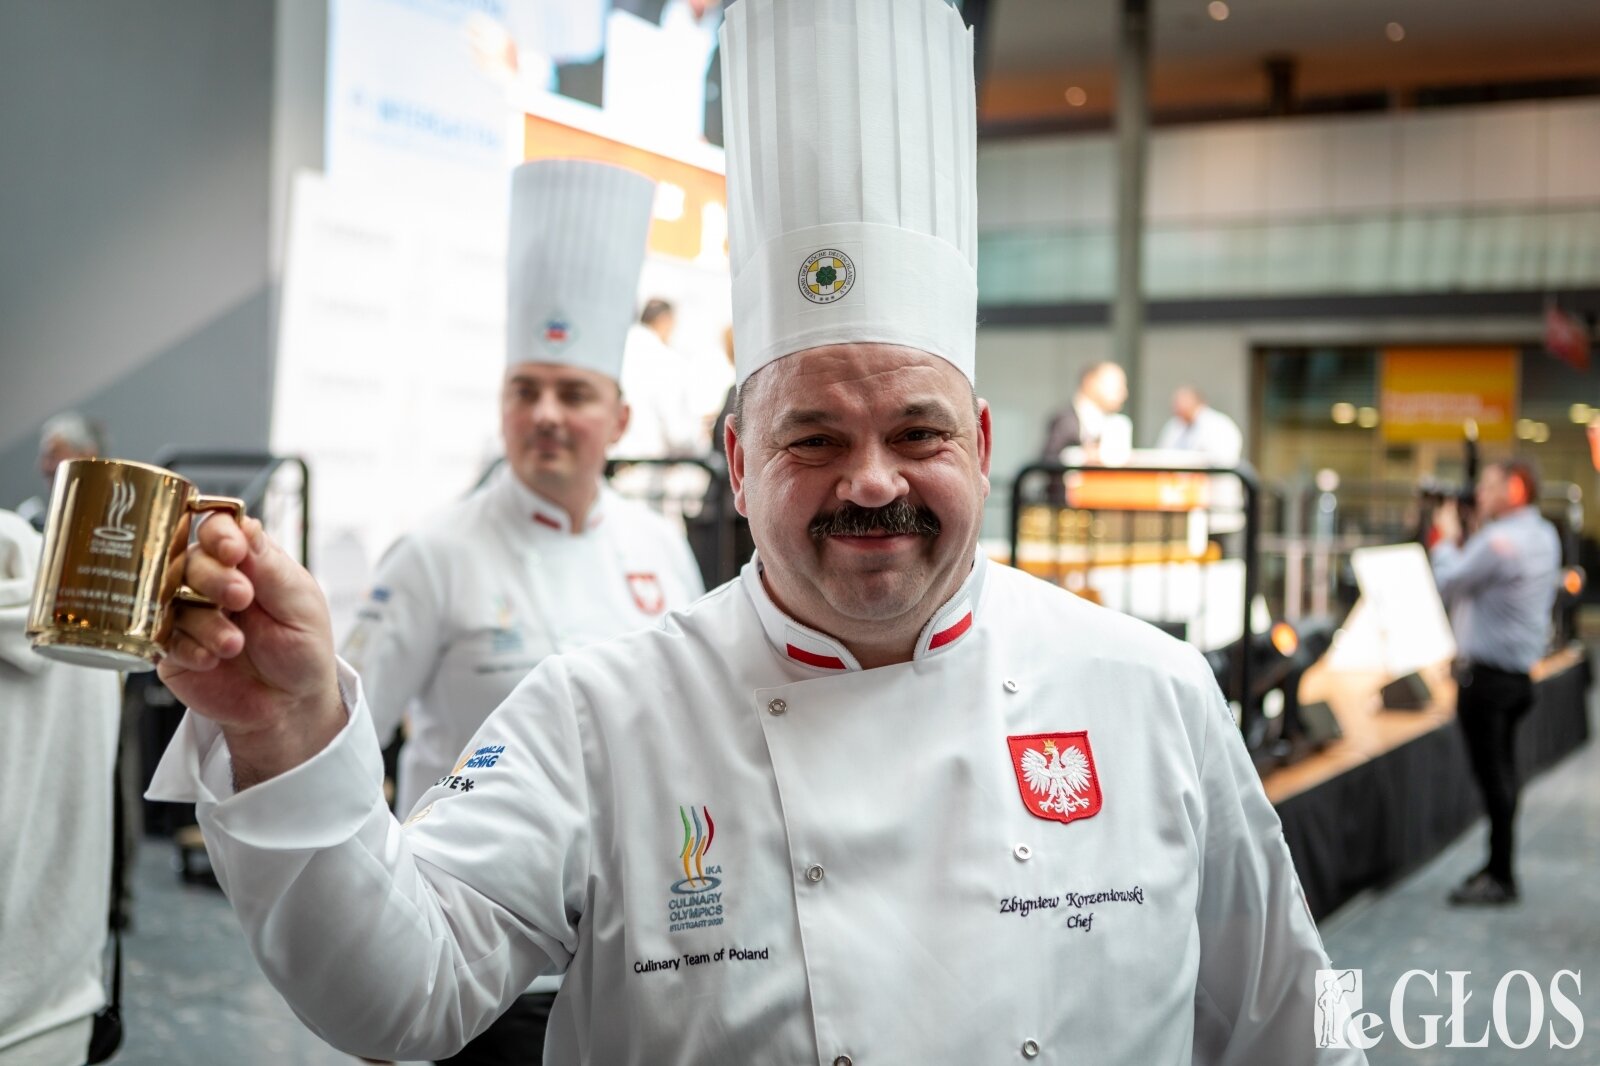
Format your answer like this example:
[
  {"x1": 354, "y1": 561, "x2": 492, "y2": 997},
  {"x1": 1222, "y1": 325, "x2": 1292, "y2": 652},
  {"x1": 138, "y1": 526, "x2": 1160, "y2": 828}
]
[
  {"x1": 507, "y1": 159, "x2": 656, "y2": 381},
  {"x1": 720, "y1": 0, "x2": 978, "y2": 386}
]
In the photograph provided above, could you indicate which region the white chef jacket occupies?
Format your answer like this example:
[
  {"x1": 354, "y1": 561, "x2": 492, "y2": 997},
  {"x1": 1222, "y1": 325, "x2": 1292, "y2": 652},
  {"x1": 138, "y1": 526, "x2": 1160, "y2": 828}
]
[
  {"x1": 149, "y1": 552, "x2": 1363, "y2": 1066},
  {"x1": 1, "y1": 512, "x2": 121, "y2": 1065},
  {"x1": 343, "y1": 464, "x2": 705, "y2": 815}
]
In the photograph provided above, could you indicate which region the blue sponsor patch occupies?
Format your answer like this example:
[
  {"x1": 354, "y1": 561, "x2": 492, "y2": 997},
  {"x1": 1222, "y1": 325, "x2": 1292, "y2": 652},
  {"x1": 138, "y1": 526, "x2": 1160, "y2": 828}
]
[
  {"x1": 465, "y1": 744, "x2": 505, "y2": 769},
  {"x1": 370, "y1": 586, "x2": 392, "y2": 603}
]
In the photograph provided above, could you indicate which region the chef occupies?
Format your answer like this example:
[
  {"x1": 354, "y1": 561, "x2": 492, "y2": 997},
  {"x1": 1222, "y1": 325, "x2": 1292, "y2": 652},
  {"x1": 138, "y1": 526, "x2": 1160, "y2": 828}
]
[
  {"x1": 148, "y1": 2, "x2": 1364, "y2": 1064},
  {"x1": 348, "y1": 158, "x2": 705, "y2": 818},
  {"x1": 342, "y1": 157, "x2": 705, "y2": 1063}
]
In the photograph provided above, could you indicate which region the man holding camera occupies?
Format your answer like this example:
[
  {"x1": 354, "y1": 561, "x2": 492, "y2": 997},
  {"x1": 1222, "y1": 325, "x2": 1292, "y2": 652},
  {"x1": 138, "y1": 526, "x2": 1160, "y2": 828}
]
[{"x1": 1431, "y1": 460, "x2": 1561, "y2": 906}]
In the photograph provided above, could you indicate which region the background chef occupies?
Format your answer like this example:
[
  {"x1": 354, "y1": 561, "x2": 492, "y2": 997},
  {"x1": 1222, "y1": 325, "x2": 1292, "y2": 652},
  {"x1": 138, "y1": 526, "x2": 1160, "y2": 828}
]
[
  {"x1": 148, "y1": 1, "x2": 1362, "y2": 1063},
  {"x1": 340, "y1": 158, "x2": 704, "y2": 1064}
]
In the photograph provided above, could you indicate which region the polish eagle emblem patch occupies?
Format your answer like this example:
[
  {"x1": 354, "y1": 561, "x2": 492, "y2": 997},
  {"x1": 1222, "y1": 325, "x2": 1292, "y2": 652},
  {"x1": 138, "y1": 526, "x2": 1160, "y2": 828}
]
[
  {"x1": 1007, "y1": 733, "x2": 1102, "y2": 825},
  {"x1": 626, "y1": 572, "x2": 666, "y2": 615}
]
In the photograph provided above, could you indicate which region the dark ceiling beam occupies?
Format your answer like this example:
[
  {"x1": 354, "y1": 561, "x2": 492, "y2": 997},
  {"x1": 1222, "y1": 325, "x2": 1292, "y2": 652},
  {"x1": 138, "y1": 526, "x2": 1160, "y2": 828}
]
[{"x1": 979, "y1": 289, "x2": 1600, "y2": 328}]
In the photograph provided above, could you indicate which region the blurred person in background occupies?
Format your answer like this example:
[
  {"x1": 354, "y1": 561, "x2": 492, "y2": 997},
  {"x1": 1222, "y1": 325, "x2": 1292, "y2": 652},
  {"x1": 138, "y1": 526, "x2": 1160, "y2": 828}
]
[
  {"x1": 615, "y1": 298, "x2": 704, "y2": 459},
  {"x1": 1038, "y1": 360, "x2": 1131, "y2": 466},
  {"x1": 1430, "y1": 459, "x2": 1561, "y2": 906},
  {"x1": 16, "y1": 412, "x2": 104, "y2": 530},
  {"x1": 0, "y1": 509, "x2": 123, "y2": 1064},
  {"x1": 1155, "y1": 386, "x2": 1242, "y2": 468},
  {"x1": 340, "y1": 160, "x2": 704, "y2": 1066},
  {"x1": 614, "y1": 297, "x2": 713, "y2": 522}
]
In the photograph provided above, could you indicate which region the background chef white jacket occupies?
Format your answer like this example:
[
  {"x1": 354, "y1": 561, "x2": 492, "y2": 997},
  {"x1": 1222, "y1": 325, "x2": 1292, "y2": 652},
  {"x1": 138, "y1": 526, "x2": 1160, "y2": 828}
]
[
  {"x1": 342, "y1": 464, "x2": 704, "y2": 816},
  {"x1": 0, "y1": 511, "x2": 122, "y2": 1065},
  {"x1": 150, "y1": 554, "x2": 1365, "y2": 1065}
]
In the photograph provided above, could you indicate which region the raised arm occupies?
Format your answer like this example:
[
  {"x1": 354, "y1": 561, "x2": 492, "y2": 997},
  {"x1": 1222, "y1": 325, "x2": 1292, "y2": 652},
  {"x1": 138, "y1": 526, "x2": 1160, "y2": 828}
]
[{"x1": 149, "y1": 517, "x2": 586, "y2": 1059}]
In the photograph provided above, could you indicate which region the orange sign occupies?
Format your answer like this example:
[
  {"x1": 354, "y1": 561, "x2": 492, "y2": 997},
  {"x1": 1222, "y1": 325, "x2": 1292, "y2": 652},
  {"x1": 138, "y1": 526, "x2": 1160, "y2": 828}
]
[
  {"x1": 1379, "y1": 348, "x2": 1519, "y2": 443},
  {"x1": 1065, "y1": 470, "x2": 1211, "y2": 512},
  {"x1": 523, "y1": 114, "x2": 726, "y2": 263}
]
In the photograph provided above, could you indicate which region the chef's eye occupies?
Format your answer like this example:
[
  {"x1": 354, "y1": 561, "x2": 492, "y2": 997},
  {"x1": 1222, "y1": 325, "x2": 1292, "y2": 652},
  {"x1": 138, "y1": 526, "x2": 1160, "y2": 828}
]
[
  {"x1": 899, "y1": 429, "x2": 945, "y2": 451},
  {"x1": 790, "y1": 436, "x2": 835, "y2": 451}
]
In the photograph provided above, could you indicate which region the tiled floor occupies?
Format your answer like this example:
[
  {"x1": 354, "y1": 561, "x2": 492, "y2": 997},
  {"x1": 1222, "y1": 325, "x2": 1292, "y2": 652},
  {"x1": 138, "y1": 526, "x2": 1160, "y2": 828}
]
[
  {"x1": 114, "y1": 842, "x2": 423, "y2": 1066},
  {"x1": 112, "y1": 688, "x2": 1597, "y2": 1065},
  {"x1": 1319, "y1": 684, "x2": 1600, "y2": 1065}
]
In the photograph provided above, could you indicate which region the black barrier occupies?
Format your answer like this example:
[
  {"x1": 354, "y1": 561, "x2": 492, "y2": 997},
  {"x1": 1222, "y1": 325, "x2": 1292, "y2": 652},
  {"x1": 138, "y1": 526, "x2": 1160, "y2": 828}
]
[
  {"x1": 605, "y1": 455, "x2": 748, "y2": 589},
  {"x1": 1007, "y1": 460, "x2": 1263, "y2": 734},
  {"x1": 140, "y1": 450, "x2": 313, "y2": 846},
  {"x1": 152, "y1": 449, "x2": 312, "y2": 568}
]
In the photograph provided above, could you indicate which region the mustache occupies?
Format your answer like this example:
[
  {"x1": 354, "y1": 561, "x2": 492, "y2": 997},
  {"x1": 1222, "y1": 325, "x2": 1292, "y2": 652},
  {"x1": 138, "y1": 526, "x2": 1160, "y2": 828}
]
[{"x1": 808, "y1": 499, "x2": 942, "y2": 540}]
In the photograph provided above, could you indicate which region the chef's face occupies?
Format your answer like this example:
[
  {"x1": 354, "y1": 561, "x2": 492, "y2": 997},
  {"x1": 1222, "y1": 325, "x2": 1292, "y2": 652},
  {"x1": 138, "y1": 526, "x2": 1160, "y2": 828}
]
[
  {"x1": 728, "y1": 344, "x2": 991, "y2": 641},
  {"x1": 501, "y1": 362, "x2": 629, "y2": 496}
]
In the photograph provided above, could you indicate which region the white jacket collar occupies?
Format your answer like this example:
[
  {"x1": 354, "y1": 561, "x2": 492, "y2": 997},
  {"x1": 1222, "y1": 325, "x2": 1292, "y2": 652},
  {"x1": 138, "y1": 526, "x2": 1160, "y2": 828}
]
[
  {"x1": 740, "y1": 549, "x2": 987, "y2": 673},
  {"x1": 494, "y1": 466, "x2": 607, "y2": 535}
]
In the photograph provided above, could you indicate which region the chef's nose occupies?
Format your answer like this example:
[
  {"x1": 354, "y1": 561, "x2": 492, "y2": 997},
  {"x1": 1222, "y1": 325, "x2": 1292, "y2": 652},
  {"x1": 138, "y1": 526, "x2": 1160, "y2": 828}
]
[
  {"x1": 530, "y1": 388, "x2": 564, "y2": 429},
  {"x1": 836, "y1": 441, "x2": 908, "y2": 510}
]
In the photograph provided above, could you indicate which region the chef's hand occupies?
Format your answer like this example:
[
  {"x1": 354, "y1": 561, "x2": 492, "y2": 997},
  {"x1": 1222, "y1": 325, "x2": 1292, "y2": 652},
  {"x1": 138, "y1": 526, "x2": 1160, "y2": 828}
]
[
  {"x1": 157, "y1": 514, "x2": 345, "y2": 790},
  {"x1": 1432, "y1": 500, "x2": 1462, "y2": 546}
]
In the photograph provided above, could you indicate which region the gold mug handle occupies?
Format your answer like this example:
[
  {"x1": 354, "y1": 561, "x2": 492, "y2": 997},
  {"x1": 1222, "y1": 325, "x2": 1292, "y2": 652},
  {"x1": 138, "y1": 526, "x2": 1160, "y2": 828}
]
[{"x1": 174, "y1": 495, "x2": 249, "y2": 609}]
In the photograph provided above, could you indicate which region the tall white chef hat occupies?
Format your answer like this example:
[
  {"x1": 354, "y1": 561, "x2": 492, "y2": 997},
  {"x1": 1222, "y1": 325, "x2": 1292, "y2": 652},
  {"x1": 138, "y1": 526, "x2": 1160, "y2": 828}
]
[
  {"x1": 721, "y1": 0, "x2": 978, "y2": 386},
  {"x1": 507, "y1": 159, "x2": 657, "y2": 380}
]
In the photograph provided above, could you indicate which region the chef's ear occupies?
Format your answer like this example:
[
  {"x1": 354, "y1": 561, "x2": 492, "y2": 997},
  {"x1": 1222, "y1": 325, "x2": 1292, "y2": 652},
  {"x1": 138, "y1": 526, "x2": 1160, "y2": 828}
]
[
  {"x1": 726, "y1": 409, "x2": 748, "y2": 517},
  {"x1": 612, "y1": 393, "x2": 632, "y2": 446},
  {"x1": 976, "y1": 396, "x2": 993, "y2": 498}
]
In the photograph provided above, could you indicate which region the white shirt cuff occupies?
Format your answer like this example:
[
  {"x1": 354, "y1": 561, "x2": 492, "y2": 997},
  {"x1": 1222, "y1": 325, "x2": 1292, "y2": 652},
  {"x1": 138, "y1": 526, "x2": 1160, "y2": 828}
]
[{"x1": 144, "y1": 658, "x2": 385, "y2": 850}]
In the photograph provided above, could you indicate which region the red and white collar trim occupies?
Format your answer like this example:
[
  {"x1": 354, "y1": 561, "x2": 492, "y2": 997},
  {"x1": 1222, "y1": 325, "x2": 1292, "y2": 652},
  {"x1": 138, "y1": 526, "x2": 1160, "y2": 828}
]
[
  {"x1": 741, "y1": 551, "x2": 987, "y2": 673},
  {"x1": 496, "y1": 468, "x2": 607, "y2": 535}
]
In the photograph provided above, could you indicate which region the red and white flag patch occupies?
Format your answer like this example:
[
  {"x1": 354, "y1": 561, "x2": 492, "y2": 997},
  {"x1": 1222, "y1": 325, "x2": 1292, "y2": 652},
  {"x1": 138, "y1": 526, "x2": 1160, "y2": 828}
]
[
  {"x1": 626, "y1": 572, "x2": 666, "y2": 615},
  {"x1": 1007, "y1": 732, "x2": 1103, "y2": 825}
]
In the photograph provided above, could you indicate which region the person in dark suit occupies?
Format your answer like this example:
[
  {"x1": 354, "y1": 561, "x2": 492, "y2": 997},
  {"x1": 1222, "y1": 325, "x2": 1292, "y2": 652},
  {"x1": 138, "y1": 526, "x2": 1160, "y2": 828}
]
[{"x1": 1038, "y1": 360, "x2": 1128, "y2": 465}]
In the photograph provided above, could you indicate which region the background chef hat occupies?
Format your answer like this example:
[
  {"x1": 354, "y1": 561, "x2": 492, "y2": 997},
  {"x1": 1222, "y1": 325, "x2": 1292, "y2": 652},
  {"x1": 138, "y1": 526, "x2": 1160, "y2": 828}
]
[
  {"x1": 721, "y1": 0, "x2": 978, "y2": 386},
  {"x1": 507, "y1": 159, "x2": 656, "y2": 380}
]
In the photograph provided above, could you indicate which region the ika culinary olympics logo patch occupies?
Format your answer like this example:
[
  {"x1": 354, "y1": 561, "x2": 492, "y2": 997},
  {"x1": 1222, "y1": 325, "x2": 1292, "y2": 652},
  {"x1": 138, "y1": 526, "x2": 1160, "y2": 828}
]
[
  {"x1": 1007, "y1": 732, "x2": 1103, "y2": 825},
  {"x1": 798, "y1": 248, "x2": 855, "y2": 304}
]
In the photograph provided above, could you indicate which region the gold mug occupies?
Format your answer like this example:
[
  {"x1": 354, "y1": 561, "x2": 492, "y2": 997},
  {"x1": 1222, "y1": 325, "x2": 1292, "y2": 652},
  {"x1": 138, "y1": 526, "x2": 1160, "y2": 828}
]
[{"x1": 27, "y1": 458, "x2": 246, "y2": 671}]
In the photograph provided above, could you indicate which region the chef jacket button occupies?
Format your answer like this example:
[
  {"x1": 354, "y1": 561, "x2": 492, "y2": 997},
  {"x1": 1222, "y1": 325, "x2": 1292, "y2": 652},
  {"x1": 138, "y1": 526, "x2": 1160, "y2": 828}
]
[
  {"x1": 832, "y1": 1057, "x2": 853, "y2": 1066},
  {"x1": 1004, "y1": 679, "x2": 1019, "y2": 693},
  {"x1": 767, "y1": 697, "x2": 787, "y2": 716},
  {"x1": 1013, "y1": 843, "x2": 1032, "y2": 861},
  {"x1": 1021, "y1": 1038, "x2": 1041, "y2": 1058},
  {"x1": 805, "y1": 864, "x2": 826, "y2": 883}
]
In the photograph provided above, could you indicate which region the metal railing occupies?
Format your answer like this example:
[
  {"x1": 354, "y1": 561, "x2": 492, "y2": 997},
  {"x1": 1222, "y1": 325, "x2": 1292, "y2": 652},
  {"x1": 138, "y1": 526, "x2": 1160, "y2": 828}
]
[
  {"x1": 1007, "y1": 460, "x2": 1262, "y2": 724},
  {"x1": 1260, "y1": 476, "x2": 1586, "y2": 628},
  {"x1": 606, "y1": 455, "x2": 747, "y2": 588},
  {"x1": 152, "y1": 449, "x2": 312, "y2": 567}
]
